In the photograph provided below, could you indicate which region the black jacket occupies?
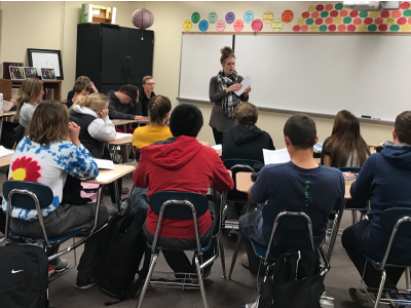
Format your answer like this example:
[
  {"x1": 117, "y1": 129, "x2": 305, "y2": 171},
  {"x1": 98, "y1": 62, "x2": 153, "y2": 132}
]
[
  {"x1": 106, "y1": 90, "x2": 141, "y2": 120},
  {"x1": 222, "y1": 124, "x2": 275, "y2": 164},
  {"x1": 139, "y1": 90, "x2": 155, "y2": 117},
  {"x1": 69, "y1": 110, "x2": 104, "y2": 159}
]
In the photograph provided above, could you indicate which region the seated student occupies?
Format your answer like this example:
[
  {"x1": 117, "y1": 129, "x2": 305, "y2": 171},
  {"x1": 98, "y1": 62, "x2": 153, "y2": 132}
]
[
  {"x1": 132, "y1": 95, "x2": 172, "y2": 157},
  {"x1": 66, "y1": 79, "x2": 91, "y2": 109},
  {"x1": 222, "y1": 101, "x2": 275, "y2": 164},
  {"x1": 1, "y1": 101, "x2": 108, "y2": 289},
  {"x1": 69, "y1": 93, "x2": 119, "y2": 214},
  {"x1": 139, "y1": 76, "x2": 156, "y2": 117},
  {"x1": 239, "y1": 114, "x2": 345, "y2": 272},
  {"x1": 107, "y1": 84, "x2": 145, "y2": 121},
  {"x1": 15, "y1": 78, "x2": 44, "y2": 128},
  {"x1": 69, "y1": 93, "x2": 116, "y2": 158},
  {"x1": 66, "y1": 76, "x2": 98, "y2": 102},
  {"x1": 321, "y1": 110, "x2": 370, "y2": 168},
  {"x1": 132, "y1": 104, "x2": 233, "y2": 275},
  {"x1": 342, "y1": 111, "x2": 411, "y2": 306}
]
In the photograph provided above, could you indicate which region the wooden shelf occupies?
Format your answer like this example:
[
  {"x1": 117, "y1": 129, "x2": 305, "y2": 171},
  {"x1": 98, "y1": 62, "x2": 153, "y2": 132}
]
[{"x1": 0, "y1": 78, "x2": 62, "y2": 102}]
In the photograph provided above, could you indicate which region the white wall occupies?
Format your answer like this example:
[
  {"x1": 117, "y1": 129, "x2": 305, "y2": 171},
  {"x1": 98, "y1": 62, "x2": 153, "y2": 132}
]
[
  {"x1": 0, "y1": 1, "x2": 395, "y2": 147},
  {"x1": 131, "y1": 1, "x2": 394, "y2": 147}
]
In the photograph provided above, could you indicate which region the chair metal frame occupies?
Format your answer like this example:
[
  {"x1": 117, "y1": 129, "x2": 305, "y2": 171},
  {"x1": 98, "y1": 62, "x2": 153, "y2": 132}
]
[
  {"x1": 360, "y1": 212, "x2": 411, "y2": 308},
  {"x1": 137, "y1": 194, "x2": 217, "y2": 308},
  {"x1": 228, "y1": 210, "x2": 333, "y2": 280},
  {"x1": 4, "y1": 182, "x2": 107, "y2": 281}
]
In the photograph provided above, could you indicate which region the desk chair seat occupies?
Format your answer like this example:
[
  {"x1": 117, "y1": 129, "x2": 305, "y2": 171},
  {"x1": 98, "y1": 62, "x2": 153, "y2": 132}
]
[
  {"x1": 251, "y1": 240, "x2": 281, "y2": 261},
  {"x1": 9, "y1": 228, "x2": 88, "y2": 245},
  {"x1": 147, "y1": 239, "x2": 212, "y2": 252}
]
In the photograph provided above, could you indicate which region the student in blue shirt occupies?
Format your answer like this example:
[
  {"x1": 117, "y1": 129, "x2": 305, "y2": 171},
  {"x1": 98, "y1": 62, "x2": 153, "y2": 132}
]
[
  {"x1": 343, "y1": 111, "x2": 411, "y2": 306},
  {"x1": 239, "y1": 114, "x2": 345, "y2": 272}
]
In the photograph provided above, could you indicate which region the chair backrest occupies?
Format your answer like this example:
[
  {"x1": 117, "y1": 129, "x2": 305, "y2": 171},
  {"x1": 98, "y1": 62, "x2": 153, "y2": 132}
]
[
  {"x1": 3, "y1": 180, "x2": 53, "y2": 210},
  {"x1": 381, "y1": 207, "x2": 411, "y2": 237},
  {"x1": 262, "y1": 204, "x2": 324, "y2": 231},
  {"x1": 150, "y1": 191, "x2": 209, "y2": 220},
  {"x1": 223, "y1": 159, "x2": 260, "y2": 202},
  {"x1": 0, "y1": 121, "x2": 19, "y2": 149}
]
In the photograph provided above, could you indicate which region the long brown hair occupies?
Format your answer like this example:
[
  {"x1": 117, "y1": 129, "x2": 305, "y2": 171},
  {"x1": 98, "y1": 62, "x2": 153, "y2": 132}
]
[
  {"x1": 25, "y1": 101, "x2": 69, "y2": 146},
  {"x1": 321, "y1": 110, "x2": 370, "y2": 167},
  {"x1": 15, "y1": 78, "x2": 43, "y2": 119}
]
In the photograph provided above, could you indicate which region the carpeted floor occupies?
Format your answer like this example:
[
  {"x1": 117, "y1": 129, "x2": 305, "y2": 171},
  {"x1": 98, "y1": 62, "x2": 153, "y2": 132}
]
[{"x1": 0, "y1": 173, "x2": 396, "y2": 308}]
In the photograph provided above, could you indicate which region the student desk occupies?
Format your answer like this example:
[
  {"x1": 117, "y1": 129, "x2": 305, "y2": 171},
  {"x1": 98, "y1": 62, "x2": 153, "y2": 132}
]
[
  {"x1": 109, "y1": 136, "x2": 132, "y2": 163},
  {"x1": 367, "y1": 143, "x2": 381, "y2": 151},
  {"x1": 0, "y1": 155, "x2": 11, "y2": 168},
  {"x1": 235, "y1": 171, "x2": 353, "y2": 199},
  {"x1": 85, "y1": 164, "x2": 135, "y2": 212},
  {"x1": 112, "y1": 118, "x2": 149, "y2": 133}
]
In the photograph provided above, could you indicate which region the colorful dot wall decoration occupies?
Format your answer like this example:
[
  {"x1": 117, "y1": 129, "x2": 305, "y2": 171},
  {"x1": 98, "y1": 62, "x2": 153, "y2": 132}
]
[{"x1": 292, "y1": 2, "x2": 411, "y2": 32}]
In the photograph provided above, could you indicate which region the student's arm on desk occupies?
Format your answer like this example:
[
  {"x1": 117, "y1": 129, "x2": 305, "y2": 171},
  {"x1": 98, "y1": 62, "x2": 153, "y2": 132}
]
[
  {"x1": 61, "y1": 144, "x2": 99, "y2": 180},
  {"x1": 350, "y1": 154, "x2": 375, "y2": 200},
  {"x1": 132, "y1": 155, "x2": 149, "y2": 187},
  {"x1": 211, "y1": 151, "x2": 234, "y2": 192},
  {"x1": 248, "y1": 167, "x2": 269, "y2": 204}
]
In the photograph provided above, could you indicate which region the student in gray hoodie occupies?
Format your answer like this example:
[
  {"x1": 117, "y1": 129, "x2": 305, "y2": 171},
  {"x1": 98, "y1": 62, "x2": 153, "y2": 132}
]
[{"x1": 343, "y1": 111, "x2": 411, "y2": 304}]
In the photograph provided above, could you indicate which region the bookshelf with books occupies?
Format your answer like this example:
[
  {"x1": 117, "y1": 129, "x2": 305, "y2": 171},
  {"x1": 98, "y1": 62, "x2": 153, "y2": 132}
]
[{"x1": 0, "y1": 79, "x2": 62, "y2": 102}]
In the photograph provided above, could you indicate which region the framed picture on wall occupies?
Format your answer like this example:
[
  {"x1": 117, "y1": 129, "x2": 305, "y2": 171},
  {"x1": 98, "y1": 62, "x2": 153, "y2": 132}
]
[
  {"x1": 9, "y1": 67, "x2": 25, "y2": 80},
  {"x1": 27, "y1": 48, "x2": 64, "y2": 80},
  {"x1": 23, "y1": 67, "x2": 37, "y2": 79},
  {"x1": 41, "y1": 68, "x2": 56, "y2": 80}
]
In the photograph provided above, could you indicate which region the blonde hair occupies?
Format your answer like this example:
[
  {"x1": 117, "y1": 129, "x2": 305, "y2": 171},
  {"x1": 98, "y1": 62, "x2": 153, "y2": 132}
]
[
  {"x1": 220, "y1": 46, "x2": 235, "y2": 64},
  {"x1": 234, "y1": 102, "x2": 258, "y2": 126},
  {"x1": 142, "y1": 76, "x2": 153, "y2": 84},
  {"x1": 74, "y1": 93, "x2": 108, "y2": 111},
  {"x1": 16, "y1": 78, "x2": 43, "y2": 119},
  {"x1": 26, "y1": 101, "x2": 69, "y2": 146}
]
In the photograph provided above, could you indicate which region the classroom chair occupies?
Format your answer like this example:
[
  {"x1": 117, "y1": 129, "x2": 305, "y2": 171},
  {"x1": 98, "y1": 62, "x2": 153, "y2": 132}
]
[
  {"x1": 137, "y1": 191, "x2": 224, "y2": 308},
  {"x1": 222, "y1": 159, "x2": 260, "y2": 279},
  {"x1": 229, "y1": 205, "x2": 334, "y2": 280},
  {"x1": 3, "y1": 180, "x2": 107, "y2": 282},
  {"x1": 360, "y1": 208, "x2": 411, "y2": 308}
]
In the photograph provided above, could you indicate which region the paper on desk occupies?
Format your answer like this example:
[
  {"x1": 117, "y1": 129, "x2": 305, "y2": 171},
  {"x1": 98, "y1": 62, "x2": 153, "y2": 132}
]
[
  {"x1": 212, "y1": 144, "x2": 222, "y2": 150},
  {"x1": 263, "y1": 148, "x2": 290, "y2": 165},
  {"x1": 234, "y1": 76, "x2": 253, "y2": 96},
  {"x1": 115, "y1": 133, "x2": 132, "y2": 140},
  {"x1": 94, "y1": 159, "x2": 115, "y2": 170},
  {"x1": 0, "y1": 146, "x2": 14, "y2": 157}
]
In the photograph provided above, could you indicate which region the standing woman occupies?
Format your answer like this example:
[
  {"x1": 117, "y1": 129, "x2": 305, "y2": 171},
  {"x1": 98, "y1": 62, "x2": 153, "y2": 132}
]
[{"x1": 209, "y1": 46, "x2": 251, "y2": 144}]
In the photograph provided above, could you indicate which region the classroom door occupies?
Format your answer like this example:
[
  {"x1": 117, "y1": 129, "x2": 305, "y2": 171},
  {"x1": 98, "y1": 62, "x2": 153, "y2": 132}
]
[
  {"x1": 101, "y1": 27, "x2": 128, "y2": 84},
  {"x1": 126, "y1": 29, "x2": 154, "y2": 85}
]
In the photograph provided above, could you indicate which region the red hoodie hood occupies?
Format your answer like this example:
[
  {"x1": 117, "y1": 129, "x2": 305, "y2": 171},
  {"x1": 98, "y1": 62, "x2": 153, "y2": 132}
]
[{"x1": 139, "y1": 136, "x2": 203, "y2": 170}]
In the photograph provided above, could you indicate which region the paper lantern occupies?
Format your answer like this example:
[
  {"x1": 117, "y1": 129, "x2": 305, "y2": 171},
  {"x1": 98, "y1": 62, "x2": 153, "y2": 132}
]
[{"x1": 132, "y1": 9, "x2": 154, "y2": 29}]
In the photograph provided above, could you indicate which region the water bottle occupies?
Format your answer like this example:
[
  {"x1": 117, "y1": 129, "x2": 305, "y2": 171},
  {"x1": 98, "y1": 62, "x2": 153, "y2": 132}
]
[{"x1": 0, "y1": 93, "x2": 4, "y2": 114}]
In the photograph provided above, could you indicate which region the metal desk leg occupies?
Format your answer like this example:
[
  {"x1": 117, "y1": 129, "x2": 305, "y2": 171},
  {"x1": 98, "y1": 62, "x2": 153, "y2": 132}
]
[{"x1": 113, "y1": 179, "x2": 121, "y2": 213}]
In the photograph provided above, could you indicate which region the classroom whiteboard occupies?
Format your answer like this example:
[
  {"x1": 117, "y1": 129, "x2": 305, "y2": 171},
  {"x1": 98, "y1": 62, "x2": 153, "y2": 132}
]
[
  {"x1": 179, "y1": 34, "x2": 233, "y2": 101},
  {"x1": 235, "y1": 34, "x2": 411, "y2": 122}
]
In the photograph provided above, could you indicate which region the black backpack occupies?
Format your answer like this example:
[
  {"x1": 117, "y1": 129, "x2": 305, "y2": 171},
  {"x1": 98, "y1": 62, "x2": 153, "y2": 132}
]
[
  {"x1": 96, "y1": 213, "x2": 150, "y2": 306},
  {"x1": 257, "y1": 250, "x2": 325, "y2": 308},
  {"x1": 0, "y1": 243, "x2": 49, "y2": 308}
]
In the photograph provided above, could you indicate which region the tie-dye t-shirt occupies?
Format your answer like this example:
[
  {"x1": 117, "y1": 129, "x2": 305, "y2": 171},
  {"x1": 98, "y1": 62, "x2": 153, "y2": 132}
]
[{"x1": 1, "y1": 137, "x2": 99, "y2": 221}]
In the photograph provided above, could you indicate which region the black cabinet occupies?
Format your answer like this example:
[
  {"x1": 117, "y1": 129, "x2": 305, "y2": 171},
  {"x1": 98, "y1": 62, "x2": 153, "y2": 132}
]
[{"x1": 76, "y1": 24, "x2": 154, "y2": 93}]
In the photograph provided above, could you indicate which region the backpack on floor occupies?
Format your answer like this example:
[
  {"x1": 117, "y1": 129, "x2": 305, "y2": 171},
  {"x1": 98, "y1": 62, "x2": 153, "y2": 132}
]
[
  {"x1": 0, "y1": 243, "x2": 49, "y2": 308},
  {"x1": 257, "y1": 250, "x2": 325, "y2": 308},
  {"x1": 96, "y1": 213, "x2": 151, "y2": 306}
]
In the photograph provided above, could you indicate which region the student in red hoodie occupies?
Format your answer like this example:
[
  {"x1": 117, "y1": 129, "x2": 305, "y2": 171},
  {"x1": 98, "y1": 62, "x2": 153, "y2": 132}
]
[{"x1": 133, "y1": 104, "x2": 234, "y2": 276}]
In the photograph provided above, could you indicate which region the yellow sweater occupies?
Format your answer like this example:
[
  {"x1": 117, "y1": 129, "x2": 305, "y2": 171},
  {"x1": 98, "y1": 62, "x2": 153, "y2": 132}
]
[{"x1": 132, "y1": 125, "x2": 173, "y2": 151}]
